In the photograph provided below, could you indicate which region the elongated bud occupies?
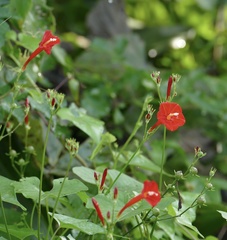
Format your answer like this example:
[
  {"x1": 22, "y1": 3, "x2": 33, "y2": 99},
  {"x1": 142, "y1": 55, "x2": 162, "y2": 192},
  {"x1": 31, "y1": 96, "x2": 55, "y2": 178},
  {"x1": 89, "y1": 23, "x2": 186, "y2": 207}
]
[
  {"x1": 24, "y1": 114, "x2": 29, "y2": 125},
  {"x1": 114, "y1": 187, "x2": 118, "y2": 200},
  {"x1": 92, "y1": 198, "x2": 105, "y2": 226},
  {"x1": 166, "y1": 76, "x2": 173, "y2": 100},
  {"x1": 94, "y1": 172, "x2": 99, "y2": 181},
  {"x1": 100, "y1": 168, "x2": 108, "y2": 191}
]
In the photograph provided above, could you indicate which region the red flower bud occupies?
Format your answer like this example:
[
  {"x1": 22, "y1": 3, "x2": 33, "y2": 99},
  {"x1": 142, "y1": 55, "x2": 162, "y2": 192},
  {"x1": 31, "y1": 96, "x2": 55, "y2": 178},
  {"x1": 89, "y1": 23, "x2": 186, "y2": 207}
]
[
  {"x1": 92, "y1": 198, "x2": 105, "y2": 226},
  {"x1": 100, "y1": 168, "x2": 108, "y2": 191}
]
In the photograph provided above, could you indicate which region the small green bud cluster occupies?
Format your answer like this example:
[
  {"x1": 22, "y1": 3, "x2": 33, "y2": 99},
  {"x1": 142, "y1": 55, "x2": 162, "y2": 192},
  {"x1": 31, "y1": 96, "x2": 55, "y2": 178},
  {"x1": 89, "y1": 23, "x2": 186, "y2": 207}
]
[
  {"x1": 46, "y1": 89, "x2": 65, "y2": 113},
  {"x1": 65, "y1": 138, "x2": 79, "y2": 157},
  {"x1": 150, "y1": 71, "x2": 161, "y2": 86}
]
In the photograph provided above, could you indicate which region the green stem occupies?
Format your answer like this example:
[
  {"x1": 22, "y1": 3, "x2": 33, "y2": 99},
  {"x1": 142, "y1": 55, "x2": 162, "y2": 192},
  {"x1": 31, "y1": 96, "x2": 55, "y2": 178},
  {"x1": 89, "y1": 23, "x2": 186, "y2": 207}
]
[
  {"x1": 0, "y1": 194, "x2": 12, "y2": 240},
  {"x1": 113, "y1": 108, "x2": 145, "y2": 169},
  {"x1": 150, "y1": 221, "x2": 157, "y2": 239},
  {"x1": 48, "y1": 154, "x2": 74, "y2": 238},
  {"x1": 106, "y1": 138, "x2": 146, "y2": 195},
  {"x1": 159, "y1": 127, "x2": 166, "y2": 191},
  {"x1": 37, "y1": 116, "x2": 53, "y2": 240}
]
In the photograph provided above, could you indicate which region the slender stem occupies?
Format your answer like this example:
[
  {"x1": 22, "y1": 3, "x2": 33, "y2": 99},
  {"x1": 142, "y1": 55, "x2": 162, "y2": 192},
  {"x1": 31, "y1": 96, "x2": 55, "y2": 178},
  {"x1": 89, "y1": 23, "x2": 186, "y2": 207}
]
[
  {"x1": 150, "y1": 221, "x2": 157, "y2": 239},
  {"x1": 159, "y1": 127, "x2": 166, "y2": 191},
  {"x1": 0, "y1": 194, "x2": 12, "y2": 240},
  {"x1": 113, "y1": 107, "x2": 145, "y2": 169},
  {"x1": 30, "y1": 202, "x2": 36, "y2": 228},
  {"x1": 106, "y1": 139, "x2": 146, "y2": 195},
  {"x1": 47, "y1": 154, "x2": 74, "y2": 238},
  {"x1": 37, "y1": 116, "x2": 53, "y2": 239}
]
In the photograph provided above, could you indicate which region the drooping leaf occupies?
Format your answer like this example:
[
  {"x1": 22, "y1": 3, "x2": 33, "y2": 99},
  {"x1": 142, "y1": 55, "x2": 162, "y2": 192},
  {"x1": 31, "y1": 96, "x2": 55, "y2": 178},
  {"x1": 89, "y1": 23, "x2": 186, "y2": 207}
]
[
  {"x1": 72, "y1": 166, "x2": 99, "y2": 185},
  {"x1": 0, "y1": 176, "x2": 25, "y2": 210},
  {"x1": 57, "y1": 104, "x2": 104, "y2": 143},
  {"x1": 12, "y1": 177, "x2": 42, "y2": 202},
  {"x1": 50, "y1": 213, "x2": 106, "y2": 235},
  {"x1": 0, "y1": 224, "x2": 37, "y2": 239},
  {"x1": 43, "y1": 178, "x2": 88, "y2": 199},
  {"x1": 217, "y1": 210, "x2": 227, "y2": 221}
]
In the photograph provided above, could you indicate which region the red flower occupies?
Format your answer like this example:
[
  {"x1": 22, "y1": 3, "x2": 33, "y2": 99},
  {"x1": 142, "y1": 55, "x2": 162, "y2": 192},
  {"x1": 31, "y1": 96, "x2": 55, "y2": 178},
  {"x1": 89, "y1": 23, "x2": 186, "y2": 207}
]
[
  {"x1": 22, "y1": 30, "x2": 60, "y2": 71},
  {"x1": 92, "y1": 197, "x2": 105, "y2": 226},
  {"x1": 148, "y1": 102, "x2": 185, "y2": 132},
  {"x1": 117, "y1": 180, "x2": 161, "y2": 217}
]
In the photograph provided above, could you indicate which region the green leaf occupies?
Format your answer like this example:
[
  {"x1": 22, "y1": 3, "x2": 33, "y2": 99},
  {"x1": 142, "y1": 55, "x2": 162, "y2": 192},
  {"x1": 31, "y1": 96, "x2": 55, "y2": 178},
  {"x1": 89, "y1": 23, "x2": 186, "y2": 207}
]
[
  {"x1": 0, "y1": 176, "x2": 25, "y2": 210},
  {"x1": 12, "y1": 177, "x2": 42, "y2": 202},
  {"x1": 9, "y1": 0, "x2": 32, "y2": 20},
  {"x1": 108, "y1": 169, "x2": 143, "y2": 193},
  {"x1": 176, "y1": 218, "x2": 204, "y2": 239},
  {"x1": 0, "y1": 21, "x2": 10, "y2": 48},
  {"x1": 51, "y1": 213, "x2": 106, "y2": 235},
  {"x1": 217, "y1": 210, "x2": 227, "y2": 221},
  {"x1": 90, "y1": 132, "x2": 116, "y2": 160},
  {"x1": 57, "y1": 104, "x2": 104, "y2": 143},
  {"x1": 18, "y1": 33, "x2": 40, "y2": 51},
  {"x1": 72, "y1": 166, "x2": 99, "y2": 185},
  {"x1": 22, "y1": 0, "x2": 55, "y2": 33},
  {"x1": 0, "y1": 224, "x2": 37, "y2": 239},
  {"x1": 205, "y1": 236, "x2": 219, "y2": 240},
  {"x1": 130, "y1": 153, "x2": 173, "y2": 177},
  {"x1": 157, "y1": 219, "x2": 175, "y2": 240},
  {"x1": 43, "y1": 178, "x2": 88, "y2": 199}
]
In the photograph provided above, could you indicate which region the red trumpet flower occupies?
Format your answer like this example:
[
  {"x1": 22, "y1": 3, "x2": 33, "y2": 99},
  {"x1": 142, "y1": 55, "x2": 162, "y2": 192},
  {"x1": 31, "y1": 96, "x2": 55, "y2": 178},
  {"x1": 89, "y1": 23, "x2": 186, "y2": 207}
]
[
  {"x1": 148, "y1": 102, "x2": 185, "y2": 132},
  {"x1": 22, "y1": 30, "x2": 60, "y2": 71},
  {"x1": 117, "y1": 180, "x2": 161, "y2": 217}
]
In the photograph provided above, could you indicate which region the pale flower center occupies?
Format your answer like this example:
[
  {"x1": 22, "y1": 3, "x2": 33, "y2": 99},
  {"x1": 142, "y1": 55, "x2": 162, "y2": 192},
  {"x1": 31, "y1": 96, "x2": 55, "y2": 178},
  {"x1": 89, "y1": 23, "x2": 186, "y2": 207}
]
[
  {"x1": 167, "y1": 112, "x2": 179, "y2": 120},
  {"x1": 146, "y1": 191, "x2": 158, "y2": 197}
]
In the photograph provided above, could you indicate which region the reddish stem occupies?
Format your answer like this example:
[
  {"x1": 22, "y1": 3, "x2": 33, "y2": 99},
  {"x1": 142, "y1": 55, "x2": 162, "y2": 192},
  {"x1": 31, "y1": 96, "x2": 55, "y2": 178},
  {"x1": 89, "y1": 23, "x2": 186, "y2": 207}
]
[
  {"x1": 117, "y1": 194, "x2": 143, "y2": 217},
  {"x1": 22, "y1": 47, "x2": 43, "y2": 71}
]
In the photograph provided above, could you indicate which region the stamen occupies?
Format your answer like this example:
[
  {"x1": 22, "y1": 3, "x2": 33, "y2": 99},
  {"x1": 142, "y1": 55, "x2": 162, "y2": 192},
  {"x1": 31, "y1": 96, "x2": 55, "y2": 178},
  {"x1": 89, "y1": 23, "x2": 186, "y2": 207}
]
[{"x1": 167, "y1": 112, "x2": 179, "y2": 120}]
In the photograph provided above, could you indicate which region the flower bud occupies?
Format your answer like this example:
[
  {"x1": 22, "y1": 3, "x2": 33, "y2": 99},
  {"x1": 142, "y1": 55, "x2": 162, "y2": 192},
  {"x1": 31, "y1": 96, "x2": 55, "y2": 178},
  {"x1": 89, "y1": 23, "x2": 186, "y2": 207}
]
[
  {"x1": 65, "y1": 138, "x2": 79, "y2": 157},
  {"x1": 167, "y1": 184, "x2": 175, "y2": 193},
  {"x1": 150, "y1": 215, "x2": 157, "y2": 223},
  {"x1": 9, "y1": 149, "x2": 18, "y2": 158},
  {"x1": 152, "y1": 207, "x2": 160, "y2": 217},
  {"x1": 94, "y1": 172, "x2": 99, "y2": 181},
  {"x1": 175, "y1": 170, "x2": 183, "y2": 180},
  {"x1": 11, "y1": 103, "x2": 17, "y2": 109},
  {"x1": 197, "y1": 196, "x2": 206, "y2": 207},
  {"x1": 206, "y1": 183, "x2": 213, "y2": 191},
  {"x1": 114, "y1": 187, "x2": 118, "y2": 200},
  {"x1": 150, "y1": 71, "x2": 161, "y2": 85},
  {"x1": 107, "y1": 211, "x2": 111, "y2": 221},
  {"x1": 190, "y1": 167, "x2": 198, "y2": 176},
  {"x1": 18, "y1": 158, "x2": 26, "y2": 166},
  {"x1": 209, "y1": 168, "x2": 216, "y2": 178},
  {"x1": 26, "y1": 146, "x2": 35, "y2": 155},
  {"x1": 194, "y1": 146, "x2": 206, "y2": 158}
]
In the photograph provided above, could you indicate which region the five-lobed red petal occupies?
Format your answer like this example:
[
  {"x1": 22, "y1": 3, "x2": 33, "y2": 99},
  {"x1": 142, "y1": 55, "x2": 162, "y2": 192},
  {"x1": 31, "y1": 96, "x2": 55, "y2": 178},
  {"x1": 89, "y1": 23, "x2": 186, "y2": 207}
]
[
  {"x1": 157, "y1": 102, "x2": 185, "y2": 131},
  {"x1": 117, "y1": 180, "x2": 161, "y2": 217},
  {"x1": 142, "y1": 180, "x2": 161, "y2": 206},
  {"x1": 39, "y1": 30, "x2": 61, "y2": 54}
]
